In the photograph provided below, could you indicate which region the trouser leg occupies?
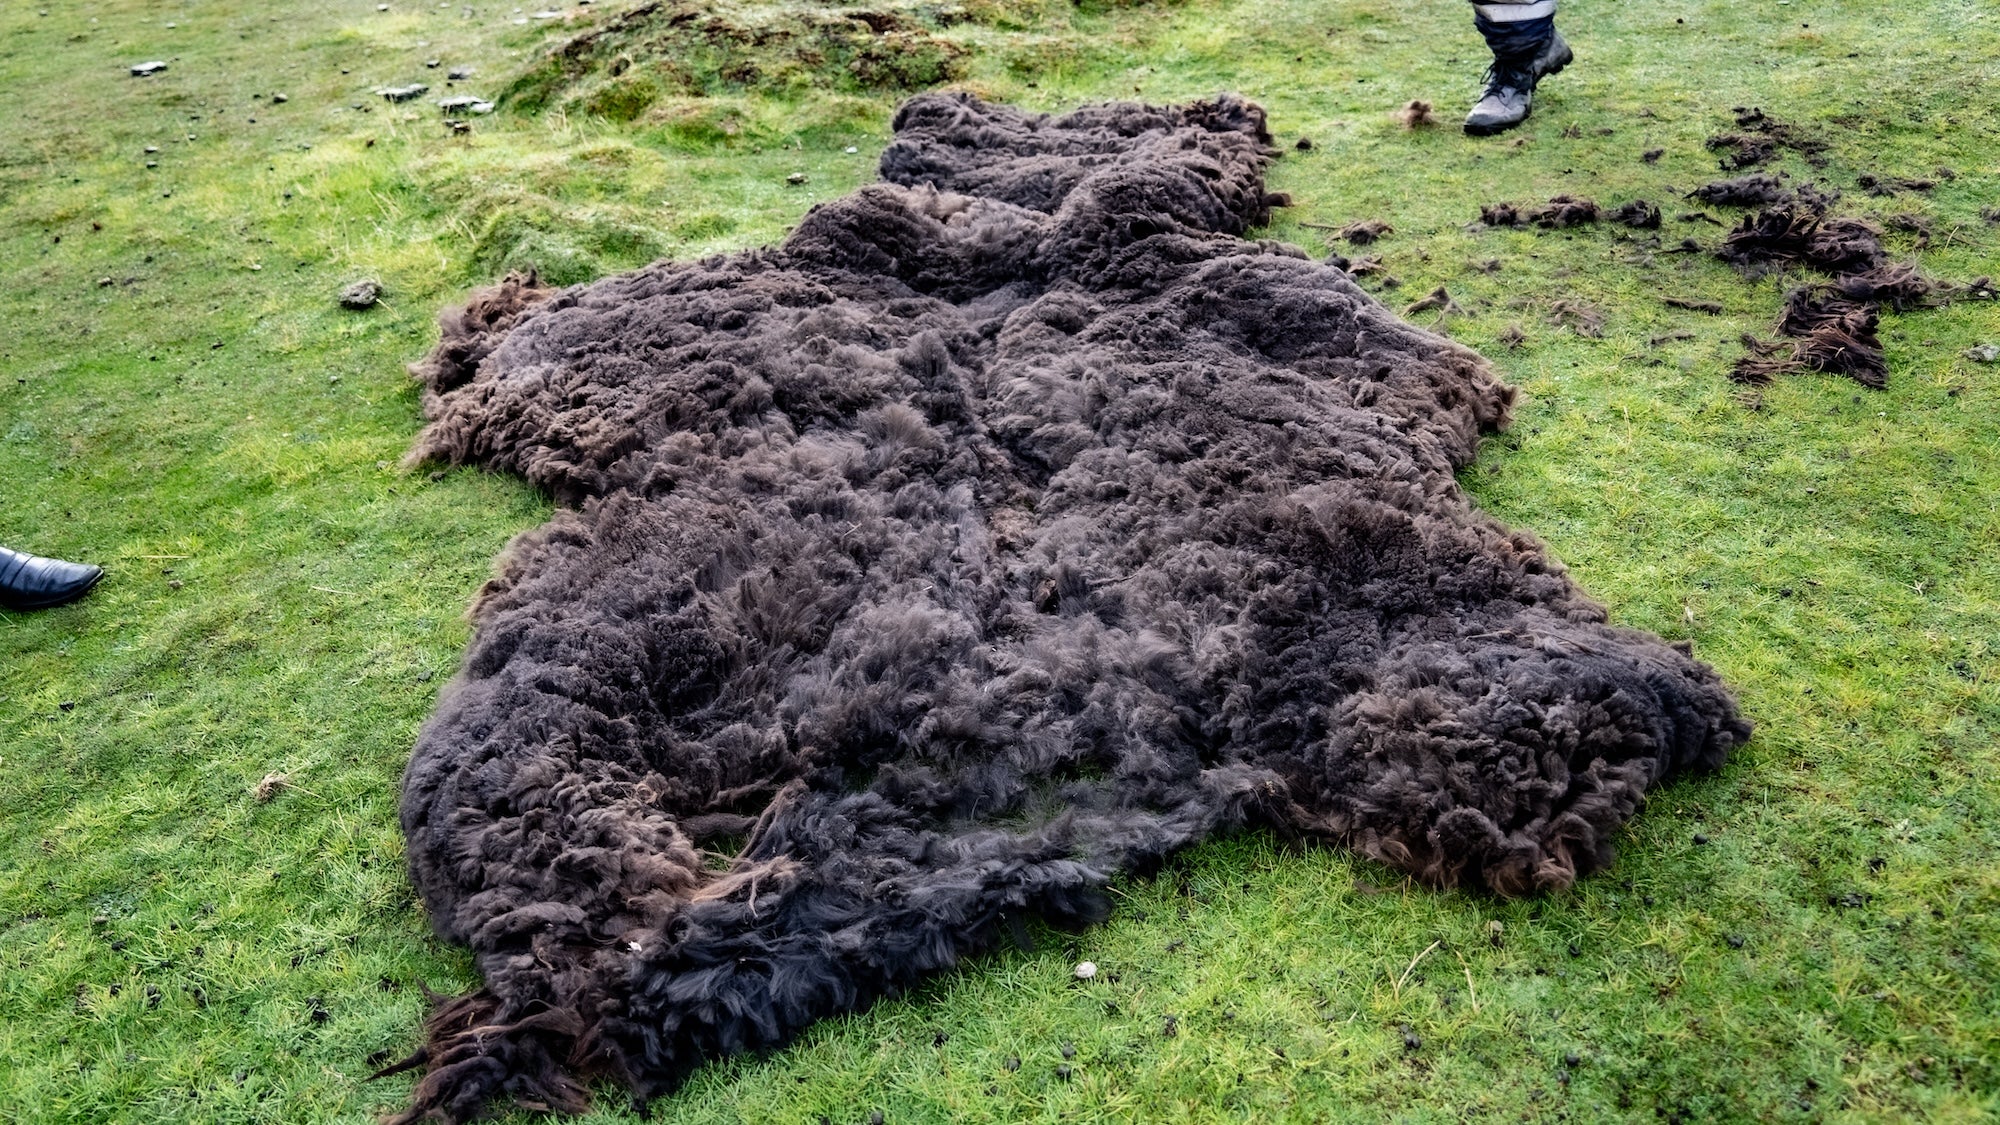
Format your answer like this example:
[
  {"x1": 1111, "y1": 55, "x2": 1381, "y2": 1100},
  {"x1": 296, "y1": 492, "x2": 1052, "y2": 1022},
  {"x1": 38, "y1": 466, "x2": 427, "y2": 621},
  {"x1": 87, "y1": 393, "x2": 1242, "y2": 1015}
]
[{"x1": 1471, "y1": 0, "x2": 1557, "y2": 64}]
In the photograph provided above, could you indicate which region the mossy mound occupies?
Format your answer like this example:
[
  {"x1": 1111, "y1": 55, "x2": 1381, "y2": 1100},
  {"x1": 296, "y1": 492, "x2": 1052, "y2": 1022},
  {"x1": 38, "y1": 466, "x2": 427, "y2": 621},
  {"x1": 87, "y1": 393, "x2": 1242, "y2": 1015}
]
[{"x1": 505, "y1": 2, "x2": 979, "y2": 117}]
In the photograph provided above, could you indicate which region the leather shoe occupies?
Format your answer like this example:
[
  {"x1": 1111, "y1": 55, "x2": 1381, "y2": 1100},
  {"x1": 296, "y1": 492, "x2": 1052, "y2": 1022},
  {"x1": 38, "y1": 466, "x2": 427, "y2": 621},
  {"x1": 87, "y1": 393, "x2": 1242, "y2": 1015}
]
[{"x1": 0, "y1": 546, "x2": 104, "y2": 611}]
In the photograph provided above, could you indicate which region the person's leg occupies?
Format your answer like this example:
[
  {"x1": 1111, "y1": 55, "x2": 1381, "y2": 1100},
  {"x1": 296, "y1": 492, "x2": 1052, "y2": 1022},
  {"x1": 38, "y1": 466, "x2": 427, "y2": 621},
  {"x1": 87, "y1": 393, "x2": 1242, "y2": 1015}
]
[
  {"x1": 1464, "y1": 0, "x2": 1573, "y2": 136},
  {"x1": 0, "y1": 545, "x2": 103, "y2": 610}
]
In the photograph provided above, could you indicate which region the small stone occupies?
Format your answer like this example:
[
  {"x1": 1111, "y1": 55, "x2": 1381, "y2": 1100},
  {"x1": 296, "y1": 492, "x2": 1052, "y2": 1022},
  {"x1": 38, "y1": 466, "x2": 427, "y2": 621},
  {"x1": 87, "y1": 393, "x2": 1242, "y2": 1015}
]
[
  {"x1": 845, "y1": 145, "x2": 859, "y2": 154},
  {"x1": 378, "y1": 84, "x2": 429, "y2": 103},
  {"x1": 272, "y1": 93, "x2": 288, "y2": 103},
  {"x1": 1725, "y1": 933, "x2": 1745, "y2": 949},
  {"x1": 437, "y1": 95, "x2": 484, "y2": 113},
  {"x1": 1693, "y1": 832, "x2": 1709, "y2": 845},
  {"x1": 339, "y1": 279, "x2": 382, "y2": 309},
  {"x1": 448, "y1": 67, "x2": 474, "y2": 80},
  {"x1": 869, "y1": 1113, "x2": 884, "y2": 1125},
  {"x1": 1295, "y1": 136, "x2": 1314, "y2": 151},
  {"x1": 97, "y1": 277, "x2": 113, "y2": 287},
  {"x1": 786, "y1": 172, "x2": 808, "y2": 185},
  {"x1": 1055, "y1": 1064, "x2": 1072, "y2": 1081},
  {"x1": 425, "y1": 59, "x2": 441, "y2": 68},
  {"x1": 58, "y1": 700, "x2": 76, "y2": 712},
  {"x1": 1564, "y1": 1051, "x2": 1581, "y2": 1067},
  {"x1": 1059, "y1": 1042, "x2": 1076, "y2": 1059},
  {"x1": 1963, "y1": 343, "x2": 1999, "y2": 363},
  {"x1": 130, "y1": 61, "x2": 168, "y2": 77},
  {"x1": 144, "y1": 145, "x2": 160, "y2": 153},
  {"x1": 1401, "y1": 1024, "x2": 1421, "y2": 1051},
  {"x1": 1002, "y1": 1056, "x2": 1020, "y2": 1072},
  {"x1": 1073, "y1": 961, "x2": 1096, "y2": 980}
]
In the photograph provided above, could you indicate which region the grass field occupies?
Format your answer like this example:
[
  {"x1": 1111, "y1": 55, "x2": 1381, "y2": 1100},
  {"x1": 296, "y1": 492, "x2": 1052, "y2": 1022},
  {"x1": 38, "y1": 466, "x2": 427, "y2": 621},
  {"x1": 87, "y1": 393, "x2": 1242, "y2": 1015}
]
[{"x1": 1, "y1": 1, "x2": 1996, "y2": 1122}]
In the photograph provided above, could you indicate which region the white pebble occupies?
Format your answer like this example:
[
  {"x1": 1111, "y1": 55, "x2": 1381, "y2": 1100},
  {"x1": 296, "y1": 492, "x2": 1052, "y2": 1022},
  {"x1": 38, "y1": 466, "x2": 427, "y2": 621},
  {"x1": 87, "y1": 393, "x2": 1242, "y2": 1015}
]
[{"x1": 1073, "y1": 961, "x2": 1096, "y2": 980}]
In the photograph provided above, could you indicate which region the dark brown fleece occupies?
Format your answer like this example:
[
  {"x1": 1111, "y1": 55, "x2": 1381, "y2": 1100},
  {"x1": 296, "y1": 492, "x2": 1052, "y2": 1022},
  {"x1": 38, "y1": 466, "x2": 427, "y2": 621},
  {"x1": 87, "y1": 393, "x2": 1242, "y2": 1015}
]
[{"x1": 391, "y1": 92, "x2": 1751, "y2": 1122}]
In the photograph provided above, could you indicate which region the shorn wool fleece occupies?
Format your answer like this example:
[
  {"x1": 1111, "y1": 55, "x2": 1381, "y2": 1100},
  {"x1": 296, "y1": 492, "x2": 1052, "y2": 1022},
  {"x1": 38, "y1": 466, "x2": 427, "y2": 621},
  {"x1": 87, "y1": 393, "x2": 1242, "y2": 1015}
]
[{"x1": 388, "y1": 93, "x2": 1751, "y2": 1122}]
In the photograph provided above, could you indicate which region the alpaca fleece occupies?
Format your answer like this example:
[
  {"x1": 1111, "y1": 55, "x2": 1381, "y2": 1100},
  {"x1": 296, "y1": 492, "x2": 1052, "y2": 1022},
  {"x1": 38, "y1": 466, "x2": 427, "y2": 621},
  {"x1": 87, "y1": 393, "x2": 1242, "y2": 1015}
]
[{"x1": 392, "y1": 92, "x2": 1751, "y2": 1122}]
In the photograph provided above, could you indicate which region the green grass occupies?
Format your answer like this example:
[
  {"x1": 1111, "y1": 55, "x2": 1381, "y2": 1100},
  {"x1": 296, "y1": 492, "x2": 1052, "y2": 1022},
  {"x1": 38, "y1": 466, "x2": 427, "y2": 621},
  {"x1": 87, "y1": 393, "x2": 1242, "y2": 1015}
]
[{"x1": 2, "y1": 1, "x2": 1997, "y2": 1122}]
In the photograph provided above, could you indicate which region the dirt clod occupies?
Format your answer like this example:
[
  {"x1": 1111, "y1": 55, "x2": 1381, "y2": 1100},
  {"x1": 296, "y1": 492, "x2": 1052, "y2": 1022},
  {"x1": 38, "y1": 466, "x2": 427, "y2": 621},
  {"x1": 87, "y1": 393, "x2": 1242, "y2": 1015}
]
[{"x1": 339, "y1": 279, "x2": 383, "y2": 309}]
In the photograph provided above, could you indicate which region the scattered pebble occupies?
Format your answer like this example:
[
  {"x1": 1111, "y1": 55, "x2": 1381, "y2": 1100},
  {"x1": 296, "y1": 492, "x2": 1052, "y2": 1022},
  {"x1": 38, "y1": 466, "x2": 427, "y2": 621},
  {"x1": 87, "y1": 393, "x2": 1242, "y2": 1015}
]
[
  {"x1": 844, "y1": 145, "x2": 859, "y2": 154},
  {"x1": 425, "y1": 59, "x2": 442, "y2": 68},
  {"x1": 1725, "y1": 933, "x2": 1746, "y2": 949},
  {"x1": 379, "y1": 84, "x2": 429, "y2": 103},
  {"x1": 1296, "y1": 136, "x2": 1314, "y2": 151},
  {"x1": 130, "y1": 61, "x2": 168, "y2": 77},
  {"x1": 447, "y1": 66, "x2": 474, "y2": 80},
  {"x1": 786, "y1": 172, "x2": 808, "y2": 185},
  {"x1": 1059, "y1": 1042, "x2": 1076, "y2": 1059},
  {"x1": 340, "y1": 279, "x2": 383, "y2": 309},
  {"x1": 1693, "y1": 832, "x2": 1709, "y2": 845},
  {"x1": 1963, "y1": 343, "x2": 1999, "y2": 363},
  {"x1": 1073, "y1": 960, "x2": 1096, "y2": 980},
  {"x1": 272, "y1": 93, "x2": 288, "y2": 103}
]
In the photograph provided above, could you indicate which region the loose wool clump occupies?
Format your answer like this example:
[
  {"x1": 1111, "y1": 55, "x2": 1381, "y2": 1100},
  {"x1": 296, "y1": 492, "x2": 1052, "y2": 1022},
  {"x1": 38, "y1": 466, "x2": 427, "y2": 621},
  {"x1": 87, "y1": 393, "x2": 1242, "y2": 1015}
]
[{"x1": 389, "y1": 93, "x2": 1751, "y2": 1122}]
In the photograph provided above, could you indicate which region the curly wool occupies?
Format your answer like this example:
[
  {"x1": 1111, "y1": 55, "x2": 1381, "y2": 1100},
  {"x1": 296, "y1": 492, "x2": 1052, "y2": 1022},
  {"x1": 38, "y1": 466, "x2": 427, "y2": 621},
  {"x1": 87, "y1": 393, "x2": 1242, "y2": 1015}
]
[{"x1": 391, "y1": 92, "x2": 1751, "y2": 1122}]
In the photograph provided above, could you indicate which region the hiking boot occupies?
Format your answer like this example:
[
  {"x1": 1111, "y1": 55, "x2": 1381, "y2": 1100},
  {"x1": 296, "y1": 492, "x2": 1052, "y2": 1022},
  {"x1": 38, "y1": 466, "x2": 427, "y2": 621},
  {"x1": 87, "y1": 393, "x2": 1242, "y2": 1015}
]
[
  {"x1": 0, "y1": 546, "x2": 103, "y2": 611},
  {"x1": 1463, "y1": 31, "x2": 1573, "y2": 136}
]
